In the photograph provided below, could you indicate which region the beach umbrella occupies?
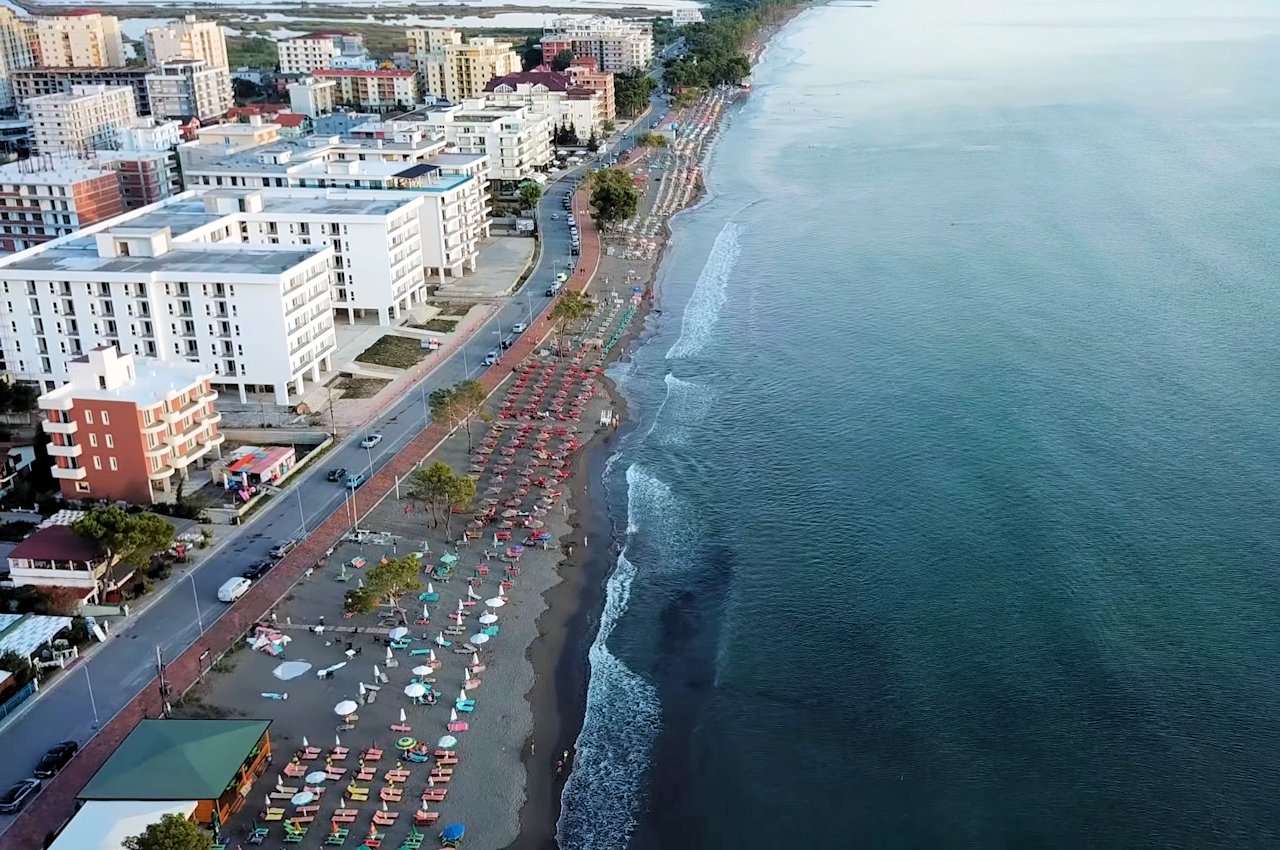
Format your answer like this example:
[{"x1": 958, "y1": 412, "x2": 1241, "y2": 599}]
[
  {"x1": 485, "y1": 597, "x2": 506, "y2": 608},
  {"x1": 404, "y1": 683, "x2": 427, "y2": 698},
  {"x1": 396, "y1": 737, "x2": 416, "y2": 751},
  {"x1": 499, "y1": 584, "x2": 507, "y2": 598},
  {"x1": 265, "y1": 794, "x2": 272, "y2": 810},
  {"x1": 471, "y1": 653, "x2": 480, "y2": 666},
  {"x1": 427, "y1": 582, "x2": 435, "y2": 594},
  {"x1": 413, "y1": 665, "x2": 432, "y2": 676},
  {"x1": 459, "y1": 689, "x2": 468, "y2": 702},
  {"x1": 450, "y1": 708, "x2": 458, "y2": 722},
  {"x1": 478, "y1": 612, "x2": 497, "y2": 625},
  {"x1": 302, "y1": 736, "x2": 310, "y2": 748},
  {"x1": 358, "y1": 682, "x2": 366, "y2": 698},
  {"x1": 399, "y1": 708, "x2": 407, "y2": 724},
  {"x1": 470, "y1": 634, "x2": 490, "y2": 645},
  {"x1": 338, "y1": 796, "x2": 346, "y2": 809},
  {"x1": 335, "y1": 734, "x2": 343, "y2": 747},
  {"x1": 276, "y1": 774, "x2": 286, "y2": 789},
  {"x1": 429, "y1": 650, "x2": 438, "y2": 663},
  {"x1": 385, "y1": 646, "x2": 393, "y2": 662},
  {"x1": 438, "y1": 735, "x2": 458, "y2": 749},
  {"x1": 291, "y1": 791, "x2": 314, "y2": 806},
  {"x1": 383, "y1": 801, "x2": 389, "y2": 812},
  {"x1": 435, "y1": 632, "x2": 449, "y2": 646},
  {"x1": 467, "y1": 586, "x2": 481, "y2": 600},
  {"x1": 373, "y1": 664, "x2": 382, "y2": 680},
  {"x1": 456, "y1": 599, "x2": 464, "y2": 613},
  {"x1": 441, "y1": 824, "x2": 465, "y2": 842},
  {"x1": 422, "y1": 604, "x2": 429, "y2": 621},
  {"x1": 306, "y1": 771, "x2": 327, "y2": 785},
  {"x1": 334, "y1": 700, "x2": 358, "y2": 717},
  {"x1": 389, "y1": 626, "x2": 410, "y2": 640}
]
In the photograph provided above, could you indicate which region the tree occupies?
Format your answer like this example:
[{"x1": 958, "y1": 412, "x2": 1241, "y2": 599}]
[
  {"x1": 550, "y1": 292, "x2": 595, "y2": 352},
  {"x1": 450, "y1": 379, "x2": 488, "y2": 452},
  {"x1": 519, "y1": 181, "x2": 542, "y2": 211},
  {"x1": 123, "y1": 814, "x2": 207, "y2": 850},
  {"x1": 72, "y1": 507, "x2": 175, "y2": 592},
  {"x1": 344, "y1": 555, "x2": 422, "y2": 617},
  {"x1": 0, "y1": 650, "x2": 34, "y2": 687},
  {"x1": 519, "y1": 37, "x2": 543, "y2": 71},
  {"x1": 443, "y1": 474, "x2": 476, "y2": 538},
  {"x1": 603, "y1": 119, "x2": 616, "y2": 135},
  {"x1": 638, "y1": 131, "x2": 668, "y2": 147},
  {"x1": 614, "y1": 69, "x2": 657, "y2": 118},
  {"x1": 553, "y1": 121, "x2": 579, "y2": 146},
  {"x1": 408, "y1": 461, "x2": 457, "y2": 528},
  {"x1": 550, "y1": 49, "x2": 575, "y2": 72},
  {"x1": 587, "y1": 130, "x2": 600, "y2": 152},
  {"x1": 588, "y1": 168, "x2": 640, "y2": 231}
]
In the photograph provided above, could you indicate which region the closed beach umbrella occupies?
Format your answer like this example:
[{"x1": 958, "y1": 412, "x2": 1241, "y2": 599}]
[
  {"x1": 427, "y1": 582, "x2": 435, "y2": 594},
  {"x1": 334, "y1": 700, "x2": 358, "y2": 717},
  {"x1": 429, "y1": 650, "x2": 438, "y2": 663},
  {"x1": 302, "y1": 736, "x2": 310, "y2": 748},
  {"x1": 385, "y1": 646, "x2": 393, "y2": 662},
  {"x1": 389, "y1": 626, "x2": 410, "y2": 640},
  {"x1": 335, "y1": 734, "x2": 342, "y2": 747},
  {"x1": 471, "y1": 653, "x2": 480, "y2": 666},
  {"x1": 373, "y1": 664, "x2": 382, "y2": 680},
  {"x1": 450, "y1": 708, "x2": 458, "y2": 722},
  {"x1": 459, "y1": 689, "x2": 468, "y2": 702},
  {"x1": 470, "y1": 634, "x2": 490, "y2": 645},
  {"x1": 412, "y1": 665, "x2": 432, "y2": 676},
  {"x1": 358, "y1": 682, "x2": 366, "y2": 697},
  {"x1": 399, "y1": 708, "x2": 407, "y2": 723},
  {"x1": 467, "y1": 586, "x2": 481, "y2": 600}
]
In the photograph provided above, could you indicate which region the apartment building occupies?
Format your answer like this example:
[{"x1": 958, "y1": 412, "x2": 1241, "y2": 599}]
[
  {"x1": 314, "y1": 69, "x2": 419, "y2": 111},
  {"x1": 145, "y1": 59, "x2": 233, "y2": 122},
  {"x1": 426, "y1": 99, "x2": 554, "y2": 183},
  {"x1": 178, "y1": 123, "x2": 489, "y2": 283},
  {"x1": 33, "y1": 12, "x2": 126, "y2": 69},
  {"x1": 28, "y1": 85, "x2": 138, "y2": 155},
  {"x1": 408, "y1": 29, "x2": 521, "y2": 103},
  {"x1": 13, "y1": 68, "x2": 152, "y2": 116},
  {"x1": 278, "y1": 31, "x2": 367, "y2": 75},
  {"x1": 0, "y1": 159, "x2": 123, "y2": 252},
  {"x1": 288, "y1": 76, "x2": 337, "y2": 118},
  {"x1": 0, "y1": 7, "x2": 34, "y2": 112},
  {"x1": 0, "y1": 200, "x2": 337, "y2": 405},
  {"x1": 541, "y1": 16, "x2": 653, "y2": 73},
  {"x1": 143, "y1": 16, "x2": 228, "y2": 69},
  {"x1": 37, "y1": 344, "x2": 223, "y2": 504},
  {"x1": 90, "y1": 118, "x2": 183, "y2": 210},
  {"x1": 671, "y1": 8, "x2": 704, "y2": 26},
  {"x1": 484, "y1": 70, "x2": 607, "y2": 138},
  {"x1": 563, "y1": 57, "x2": 615, "y2": 122}
]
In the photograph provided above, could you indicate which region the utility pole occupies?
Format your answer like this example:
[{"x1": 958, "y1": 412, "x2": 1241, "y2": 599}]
[{"x1": 156, "y1": 645, "x2": 172, "y2": 718}]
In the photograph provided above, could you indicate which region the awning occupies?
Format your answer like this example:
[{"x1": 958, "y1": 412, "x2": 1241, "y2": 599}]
[{"x1": 49, "y1": 799, "x2": 200, "y2": 850}]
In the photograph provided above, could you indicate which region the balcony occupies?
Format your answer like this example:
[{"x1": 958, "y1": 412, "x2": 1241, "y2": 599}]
[
  {"x1": 52, "y1": 465, "x2": 87, "y2": 481},
  {"x1": 148, "y1": 464, "x2": 175, "y2": 480},
  {"x1": 42, "y1": 418, "x2": 78, "y2": 435},
  {"x1": 141, "y1": 416, "x2": 167, "y2": 435},
  {"x1": 46, "y1": 442, "x2": 82, "y2": 458},
  {"x1": 164, "y1": 397, "x2": 203, "y2": 423},
  {"x1": 197, "y1": 387, "x2": 218, "y2": 404}
]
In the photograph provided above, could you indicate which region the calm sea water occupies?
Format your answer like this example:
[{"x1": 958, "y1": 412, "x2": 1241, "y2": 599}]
[{"x1": 559, "y1": 1, "x2": 1280, "y2": 847}]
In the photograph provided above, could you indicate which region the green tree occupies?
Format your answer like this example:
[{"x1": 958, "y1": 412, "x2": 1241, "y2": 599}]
[
  {"x1": 603, "y1": 119, "x2": 616, "y2": 135},
  {"x1": 519, "y1": 37, "x2": 543, "y2": 71},
  {"x1": 550, "y1": 292, "x2": 595, "y2": 352},
  {"x1": 123, "y1": 814, "x2": 207, "y2": 850},
  {"x1": 408, "y1": 461, "x2": 456, "y2": 528},
  {"x1": 344, "y1": 555, "x2": 422, "y2": 616},
  {"x1": 614, "y1": 69, "x2": 657, "y2": 118},
  {"x1": 443, "y1": 474, "x2": 477, "y2": 537},
  {"x1": 587, "y1": 129, "x2": 600, "y2": 152},
  {"x1": 519, "y1": 181, "x2": 542, "y2": 211},
  {"x1": 0, "y1": 650, "x2": 34, "y2": 687},
  {"x1": 588, "y1": 168, "x2": 640, "y2": 231},
  {"x1": 450, "y1": 379, "x2": 488, "y2": 452},
  {"x1": 638, "y1": 131, "x2": 668, "y2": 147},
  {"x1": 550, "y1": 49, "x2": 575, "y2": 72},
  {"x1": 72, "y1": 507, "x2": 175, "y2": 592}
]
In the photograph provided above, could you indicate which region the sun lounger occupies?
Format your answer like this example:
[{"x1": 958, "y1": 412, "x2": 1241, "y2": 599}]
[
  {"x1": 331, "y1": 746, "x2": 350, "y2": 760},
  {"x1": 363, "y1": 831, "x2": 384, "y2": 849},
  {"x1": 420, "y1": 788, "x2": 447, "y2": 803},
  {"x1": 326, "y1": 766, "x2": 347, "y2": 781},
  {"x1": 409, "y1": 647, "x2": 433, "y2": 656},
  {"x1": 446, "y1": 720, "x2": 468, "y2": 733},
  {"x1": 326, "y1": 826, "x2": 350, "y2": 845},
  {"x1": 433, "y1": 749, "x2": 456, "y2": 759},
  {"x1": 380, "y1": 786, "x2": 403, "y2": 803},
  {"x1": 429, "y1": 767, "x2": 453, "y2": 777},
  {"x1": 436, "y1": 754, "x2": 458, "y2": 766},
  {"x1": 397, "y1": 825, "x2": 426, "y2": 849},
  {"x1": 283, "y1": 761, "x2": 306, "y2": 778},
  {"x1": 292, "y1": 812, "x2": 316, "y2": 825},
  {"x1": 373, "y1": 810, "x2": 399, "y2": 826},
  {"x1": 384, "y1": 768, "x2": 410, "y2": 783},
  {"x1": 346, "y1": 782, "x2": 370, "y2": 802},
  {"x1": 270, "y1": 790, "x2": 296, "y2": 801},
  {"x1": 356, "y1": 766, "x2": 376, "y2": 781},
  {"x1": 275, "y1": 782, "x2": 299, "y2": 794},
  {"x1": 427, "y1": 772, "x2": 452, "y2": 784},
  {"x1": 332, "y1": 809, "x2": 359, "y2": 823},
  {"x1": 362, "y1": 747, "x2": 383, "y2": 761},
  {"x1": 300, "y1": 747, "x2": 322, "y2": 760},
  {"x1": 389, "y1": 638, "x2": 412, "y2": 650},
  {"x1": 263, "y1": 806, "x2": 285, "y2": 821},
  {"x1": 390, "y1": 723, "x2": 411, "y2": 733},
  {"x1": 247, "y1": 820, "x2": 270, "y2": 845},
  {"x1": 412, "y1": 809, "x2": 439, "y2": 827}
]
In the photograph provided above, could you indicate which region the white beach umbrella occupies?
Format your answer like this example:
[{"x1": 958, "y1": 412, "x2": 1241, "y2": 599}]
[
  {"x1": 429, "y1": 650, "x2": 438, "y2": 663},
  {"x1": 373, "y1": 664, "x2": 382, "y2": 680},
  {"x1": 427, "y1": 582, "x2": 435, "y2": 594},
  {"x1": 469, "y1": 634, "x2": 490, "y2": 645},
  {"x1": 335, "y1": 734, "x2": 342, "y2": 747},
  {"x1": 265, "y1": 794, "x2": 272, "y2": 810},
  {"x1": 471, "y1": 653, "x2": 480, "y2": 666},
  {"x1": 450, "y1": 708, "x2": 458, "y2": 722},
  {"x1": 485, "y1": 597, "x2": 506, "y2": 608},
  {"x1": 456, "y1": 599, "x2": 464, "y2": 613},
  {"x1": 302, "y1": 736, "x2": 310, "y2": 748},
  {"x1": 467, "y1": 586, "x2": 481, "y2": 600},
  {"x1": 399, "y1": 708, "x2": 407, "y2": 723},
  {"x1": 435, "y1": 632, "x2": 449, "y2": 645},
  {"x1": 339, "y1": 796, "x2": 347, "y2": 809},
  {"x1": 412, "y1": 665, "x2": 432, "y2": 676},
  {"x1": 404, "y1": 683, "x2": 426, "y2": 698},
  {"x1": 385, "y1": 646, "x2": 393, "y2": 662},
  {"x1": 422, "y1": 604, "x2": 429, "y2": 621},
  {"x1": 459, "y1": 689, "x2": 468, "y2": 701},
  {"x1": 389, "y1": 626, "x2": 409, "y2": 640},
  {"x1": 334, "y1": 700, "x2": 358, "y2": 717},
  {"x1": 478, "y1": 613, "x2": 497, "y2": 625},
  {"x1": 499, "y1": 585, "x2": 506, "y2": 598}
]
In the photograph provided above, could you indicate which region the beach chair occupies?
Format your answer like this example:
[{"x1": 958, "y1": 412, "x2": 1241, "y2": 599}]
[
  {"x1": 412, "y1": 809, "x2": 439, "y2": 827},
  {"x1": 389, "y1": 638, "x2": 412, "y2": 650},
  {"x1": 332, "y1": 745, "x2": 350, "y2": 760},
  {"x1": 373, "y1": 810, "x2": 399, "y2": 826},
  {"x1": 380, "y1": 785, "x2": 403, "y2": 803},
  {"x1": 397, "y1": 826, "x2": 426, "y2": 849},
  {"x1": 346, "y1": 781, "x2": 370, "y2": 802},
  {"x1": 421, "y1": 788, "x2": 447, "y2": 803},
  {"x1": 436, "y1": 753, "x2": 458, "y2": 767},
  {"x1": 283, "y1": 760, "x2": 306, "y2": 778},
  {"x1": 408, "y1": 647, "x2": 433, "y2": 656},
  {"x1": 390, "y1": 722, "x2": 411, "y2": 733},
  {"x1": 247, "y1": 820, "x2": 270, "y2": 844},
  {"x1": 356, "y1": 765, "x2": 376, "y2": 781},
  {"x1": 300, "y1": 746, "x2": 322, "y2": 761},
  {"x1": 326, "y1": 826, "x2": 350, "y2": 846},
  {"x1": 363, "y1": 830, "x2": 385, "y2": 849},
  {"x1": 362, "y1": 746, "x2": 383, "y2": 761},
  {"x1": 332, "y1": 808, "x2": 359, "y2": 823},
  {"x1": 262, "y1": 806, "x2": 285, "y2": 822},
  {"x1": 384, "y1": 768, "x2": 410, "y2": 784},
  {"x1": 326, "y1": 765, "x2": 348, "y2": 781},
  {"x1": 283, "y1": 822, "x2": 308, "y2": 844}
]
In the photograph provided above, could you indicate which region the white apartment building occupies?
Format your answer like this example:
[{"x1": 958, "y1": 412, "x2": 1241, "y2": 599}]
[
  {"x1": 0, "y1": 7, "x2": 34, "y2": 112},
  {"x1": 143, "y1": 16, "x2": 229, "y2": 70},
  {"x1": 278, "y1": 31, "x2": 367, "y2": 75},
  {"x1": 34, "y1": 12, "x2": 126, "y2": 69},
  {"x1": 178, "y1": 123, "x2": 489, "y2": 283},
  {"x1": 671, "y1": 8, "x2": 704, "y2": 26},
  {"x1": 145, "y1": 59, "x2": 233, "y2": 122},
  {"x1": 288, "y1": 77, "x2": 338, "y2": 118},
  {"x1": 314, "y1": 69, "x2": 419, "y2": 111},
  {"x1": 541, "y1": 16, "x2": 653, "y2": 73},
  {"x1": 427, "y1": 99, "x2": 554, "y2": 183},
  {"x1": 484, "y1": 71, "x2": 606, "y2": 137},
  {"x1": 0, "y1": 198, "x2": 337, "y2": 405},
  {"x1": 408, "y1": 29, "x2": 521, "y2": 104},
  {"x1": 12, "y1": 68, "x2": 152, "y2": 116},
  {"x1": 28, "y1": 85, "x2": 138, "y2": 155}
]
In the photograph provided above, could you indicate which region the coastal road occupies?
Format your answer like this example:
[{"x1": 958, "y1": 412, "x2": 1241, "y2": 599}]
[{"x1": 0, "y1": 105, "x2": 663, "y2": 836}]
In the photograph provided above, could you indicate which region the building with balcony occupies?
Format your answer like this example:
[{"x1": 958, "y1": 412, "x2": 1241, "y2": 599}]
[
  {"x1": 143, "y1": 15, "x2": 228, "y2": 70},
  {"x1": 27, "y1": 84, "x2": 138, "y2": 155},
  {"x1": 484, "y1": 70, "x2": 607, "y2": 138},
  {"x1": 278, "y1": 31, "x2": 367, "y2": 75},
  {"x1": 288, "y1": 76, "x2": 337, "y2": 118},
  {"x1": 314, "y1": 68, "x2": 419, "y2": 111},
  {"x1": 425, "y1": 99, "x2": 554, "y2": 184},
  {"x1": 6, "y1": 523, "x2": 111, "y2": 601},
  {"x1": 0, "y1": 158, "x2": 123, "y2": 253},
  {"x1": 541, "y1": 16, "x2": 653, "y2": 73},
  {"x1": 0, "y1": 202, "x2": 337, "y2": 406},
  {"x1": 33, "y1": 12, "x2": 125, "y2": 69},
  {"x1": 408, "y1": 29, "x2": 521, "y2": 103},
  {"x1": 672, "y1": 8, "x2": 704, "y2": 26},
  {"x1": 0, "y1": 7, "x2": 34, "y2": 112},
  {"x1": 145, "y1": 59, "x2": 233, "y2": 123},
  {"x1": 562, "y1": 57, "x2": 615, "y2": 123},
  {"x1": 13, "y1": 67, "x2": 151, "y2": 116},
  {"x1": 36, "y1": 344, "x2": 222, "y2": 503}
]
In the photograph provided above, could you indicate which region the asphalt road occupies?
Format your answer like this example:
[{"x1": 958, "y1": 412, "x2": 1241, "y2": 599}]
[{"x1": 0, "y1": 95, "x2": 664, "y2": 832}]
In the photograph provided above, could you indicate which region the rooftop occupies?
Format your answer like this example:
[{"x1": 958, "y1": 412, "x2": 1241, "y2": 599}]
[
  {"x1": 486, "y1": 70, "x2": 574, "y2": 93},
  {"x1": 8, "y1": 525, "x2": 103, "y2": 564},
  {"x1": 0, "y1": 612, "x2": 73, "y2": 658},
  {"x1": 1, "y1": 240, "x2": 323, "y2": 277},
  {"x1": 49, "y1": 800, "x2": 201, "y2": 850},
  {"x1": 42, "y1": 346, "x2": 211, "y2": 406},
  {"x1": 315, "y1": 69, "x2": 415, "y2": 79},
  {"x1": 79, "y1": 719, "x2": 272, "y2": 801},
  {"x1": 0, "y1": 159, "x2": 116, "y2": 185}
]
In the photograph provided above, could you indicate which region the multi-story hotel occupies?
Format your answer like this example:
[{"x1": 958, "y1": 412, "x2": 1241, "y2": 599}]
[
  {"x1": 37, "y1": 344, "x2": 224, "y2": 503},
  {"x1": 278, "y1": 31, "x2": 367, "y2": 75},
  {"x1": 27, "y1": 84, "x2": 138, "y2": 155},
  {"x1": 0, "y1": 159, "x2": 123, "y2": 252},
  {"x1": 563, "y1": 57, "x2": 615, "y2": 123},
  {"x1": 288, "y1": 76, "x2": 337, "y2": 118},
  {"x1": 425, "y1": 99, "x2": 554, "y2": 184},
  {"x1": 408, "y1": 29, "x2": 521, "y2": 103},
  {"x1": 32, "y1": 12, "x2": 126, "y2": 69},
  {"x1": 13, "y1": 67, "x2": 152, "y2": 116},
  {"x1": 145, "y1": 59, "x2": 233, "y2": 123},
  {"x1": 314, "y1": 68, "x2": 419, "y2": 111},
  {"x1": 143, "y1": 16, "x2": 228, "y2": 69},
  {"x1": 541, "y1": 16, "x2": 653, "y2": 73},
  {"x1": 484, "y1": 70, "x2": 607, "y2": 138},
  {"x1": 0, "y1": 7, "x2": 34, "y2": 111}
]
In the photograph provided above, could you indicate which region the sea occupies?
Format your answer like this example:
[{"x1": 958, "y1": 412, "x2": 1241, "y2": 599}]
[{"x1": 558, "y1": 0, "x2": 1280, "y2": 847}]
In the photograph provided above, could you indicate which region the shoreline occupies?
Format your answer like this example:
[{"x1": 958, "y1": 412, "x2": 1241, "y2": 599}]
[{"x1": 508, "y1": 5, "x2": 811, "y2": 848}]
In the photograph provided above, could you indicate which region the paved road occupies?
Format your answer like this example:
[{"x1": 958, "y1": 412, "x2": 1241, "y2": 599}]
[{"x1": 0, "y1": 98, "x2": 663, "y2": 833}]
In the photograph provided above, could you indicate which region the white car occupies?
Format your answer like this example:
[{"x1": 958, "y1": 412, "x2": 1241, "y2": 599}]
[
  {"x1": 360, "y1": 433, "x2": 383, "y2": 449},
  {"x1": 512, "y1": 322, "x2": 528, "y2": 334},
  {"x1": 483, "y1": 351, "x2": 499, "y2": 366}
]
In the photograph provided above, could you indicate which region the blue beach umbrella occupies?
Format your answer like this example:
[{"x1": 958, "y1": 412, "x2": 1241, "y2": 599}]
[{"x1": 441, "y1": 823, "x2": 466, "y2": 841}]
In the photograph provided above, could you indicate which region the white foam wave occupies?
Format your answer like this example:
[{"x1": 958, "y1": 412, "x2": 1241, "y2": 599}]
[
  {"x1": 666, "y1": 222, "x2": 742, "y2": 360},
  {"x1": 557, "y1": 466, "x2": 665, "y2": 849}
]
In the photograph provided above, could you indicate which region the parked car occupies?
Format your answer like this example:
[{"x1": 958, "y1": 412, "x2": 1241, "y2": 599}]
[
  {"x1": 500, "y1": 335, "x2": 515, "y2": 350},
  {"x1": 546, "y1": 281, "x2": 564, "y2": 296},
  {"x1": 33, "y1": 742, "x2": 78, "y2": 779},
  {"x1": 0, "y1": 778, "x2": 40, "y2": 813},
  {"x1": 360, "y1": 433, "x2": 383, "y2": 449},
  {"x1": 344, "y1": 472, "x2": 367, "y2": 490},
  {"x1": 482, "y1": 351, "x2": 499, "y2": 366},
  {"x1": 556, "y1": 272, "x2": 569, "y2": 283},
  {"x1": 270, "y1": 539, "x2": 298, "y2": 558},
  {"x1": 551, "y1": 213, "x2": 560, "y2": 220},
  {"x1": 512, "y1": 322, "x2": 528, "y2": 334},
  {"x1": 241, "y1": 560, "x2": 275, "y2": 581},
  {"x1": 326, "y1": 467, "x2": 348, "y2": 482}
]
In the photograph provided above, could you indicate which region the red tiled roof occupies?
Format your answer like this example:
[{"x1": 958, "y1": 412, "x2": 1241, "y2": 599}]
[
  {"x1": 486, "y1": 71, "x2": 573, "y2": 93},
  {"x1": 275, "y1": 114, "x2": 306, "y2": 128},
  {"x1": 9, "y1": 525, "x2": 103, "y2": 564},
  {"x1": 289, "y1": 31, "x2": 355, "y2": 40},
  {"x1": 315, "y1": 69, "x2": 414, "y2": 79}
]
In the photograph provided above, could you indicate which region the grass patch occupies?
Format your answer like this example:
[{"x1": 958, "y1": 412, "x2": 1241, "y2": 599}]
[
  {"x1": 355, "y1": 335, "x2": 427, "y2": 369},
  {"x1": 418, "y1": 318, "x2": 458, "y2": 333},
  {"x1": 334, "y1": 377, "x2": 392, "y2": 399},
  {"x1": 425, "y1": 301, "x2": 473, "y2": 318}
]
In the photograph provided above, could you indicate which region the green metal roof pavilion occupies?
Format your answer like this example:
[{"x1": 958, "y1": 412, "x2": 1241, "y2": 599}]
[{"x1": 78, "y1": 719, "x2": 271, "y2": 801}]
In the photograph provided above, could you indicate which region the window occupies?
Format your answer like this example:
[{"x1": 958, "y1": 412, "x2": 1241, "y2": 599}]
[
  {"x1": 101, "y1": 410, "x2": 109, "y2": 425},
  {"x1": 109, "y1": 457, "x2": 118, "y2": 471},
  {"x1": 84, "y1": 409, "x2": 93, "y2": 424},
  {"x1": 75, "y1": 481, "x2": 90, "y2": 494},
  {"x1": 88, "y1": 433, "x2": 97, "y2": 447},
  {"x1": 92, "y1": 456, "x2": 101, "y2": 470},
  {"x1": 105, "y1": 434, "x2": 114, "y2": 449}
]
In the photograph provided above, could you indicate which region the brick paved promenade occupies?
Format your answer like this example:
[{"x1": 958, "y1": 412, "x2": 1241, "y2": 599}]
[{"x1": 1, "y1": 189, "x2": 604, "y2": 850}]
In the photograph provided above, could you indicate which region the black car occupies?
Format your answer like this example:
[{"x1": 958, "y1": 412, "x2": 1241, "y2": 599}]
[
  {"x1": 0, "y1": 778, "x2": 40, "y2": 813},
  {"x1": 500, "y1": 335, "x2": 515, "y2": 350},
  {"x1": 326, "y1": 467, "x2": 348, "y2": 482},
  {"x1": 33, "y1": 741, "x2": 78, "y2": 779},
  {"x1": 242, "y1": 559, "x2": 276, "y2": 581}
]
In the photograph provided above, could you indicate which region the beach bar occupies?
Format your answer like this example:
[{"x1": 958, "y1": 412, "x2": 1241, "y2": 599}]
[{"x1": 77, "y1": 719, "x2": 273, "y2": 827}]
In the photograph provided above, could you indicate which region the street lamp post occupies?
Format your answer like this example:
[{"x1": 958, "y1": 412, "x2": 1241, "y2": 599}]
[
  {"x1": 84, "y1": 663, "x2": 99, "y2": 727},
  {"x1": 190, "y1": 572, "x2": 204, "y2": 635},
  {"x1": 295, "y1": 484, "x2": 307, "y2": 535}
]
